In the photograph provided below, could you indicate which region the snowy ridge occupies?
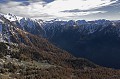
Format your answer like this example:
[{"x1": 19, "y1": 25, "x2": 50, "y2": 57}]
[
  {"x1": 4, "y1": 13, "x2": 23, "y2": 22},
  {"x1": 0, "y1": 13, "x2": 120, "y2": 43},
  {"x1": 0, "y1": 13, "x2": 46, "y2": 43},
  {"x1": 0, "y1": 13, "x2": 116, "y2": 36},
  {"x1": 0, "y1": 13, "x2": 23, "y2": 22},
  {"x1": 43, "y1": 19, "x2": 118, "y2": 37}
]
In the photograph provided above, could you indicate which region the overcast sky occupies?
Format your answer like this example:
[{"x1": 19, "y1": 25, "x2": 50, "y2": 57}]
[{"x1": 0, "y1": 0, "x2": 120, "y2": 20}]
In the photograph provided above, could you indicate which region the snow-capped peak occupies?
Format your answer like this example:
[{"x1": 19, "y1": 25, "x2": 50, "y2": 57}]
[{"x1": 2, "y1": 13, "x2": 22, "y2": 22}]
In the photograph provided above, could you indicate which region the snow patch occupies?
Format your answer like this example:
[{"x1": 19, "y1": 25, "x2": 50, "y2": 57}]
[{"x1": 4, "y1": 13, "x2": 22, "y2": 22}]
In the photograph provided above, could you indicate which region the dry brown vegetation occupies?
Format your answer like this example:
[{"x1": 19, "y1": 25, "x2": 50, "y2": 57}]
[
  {"x1": 0, "y1": 19, "x2": 120, "y2": 79},
  {"x1": 0, "y1": 35, "x2": 120, "y2": 79}
]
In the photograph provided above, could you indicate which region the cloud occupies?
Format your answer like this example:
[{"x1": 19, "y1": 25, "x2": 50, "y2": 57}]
[
  {"x1": 0, "y1": 0, "x2": 118, "y2": 20},
  {"x1": 45, "y1": 0, "x2": 118, "y2": 11}
]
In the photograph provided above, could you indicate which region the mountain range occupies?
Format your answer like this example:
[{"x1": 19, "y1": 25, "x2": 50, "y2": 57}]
[
  {"x1": 0, "y1": 13, "x2": 120, "y2": 79},
  {"x1": 43, "y1": 18, "x2": 120, "y2": 69},
  {"x1": 2, "y1": 13, "x2": 120, "y2": 68}
]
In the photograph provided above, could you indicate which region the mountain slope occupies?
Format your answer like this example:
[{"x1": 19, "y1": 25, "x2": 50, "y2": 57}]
[
  {"x1": 0, "y1": 13, "x2": 120, "y2": 79},
  {"x1": 1, "y1": 42, "x2": 120, "y2": 79},
  {"x1": 0, "y1": 31, "x2": 120, "y2": 79},
  {"x1": 1, "y1": 13, "x2": 120, "y2": 68},
  {"x1": 43, "y1": 19, "x2": 120, "y2": 69}
]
